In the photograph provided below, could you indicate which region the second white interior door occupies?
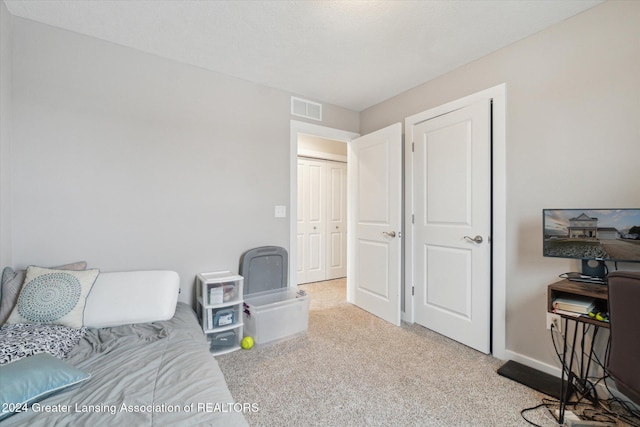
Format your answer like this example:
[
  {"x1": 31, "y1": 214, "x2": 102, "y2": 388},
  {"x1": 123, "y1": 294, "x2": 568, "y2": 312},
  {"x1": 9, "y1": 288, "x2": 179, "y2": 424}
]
[{"x1": 409, "y1": 100, "x2": 492, "y2": 353}]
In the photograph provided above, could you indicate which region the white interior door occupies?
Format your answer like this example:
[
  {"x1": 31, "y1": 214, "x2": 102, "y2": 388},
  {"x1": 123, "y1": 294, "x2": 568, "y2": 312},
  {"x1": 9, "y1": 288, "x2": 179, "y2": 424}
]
[
  {"x1": 297, "y1": 158, "x2": 326, "y2": 284},
  {"x1": 348, "y1": 123, "x2": 402, "y2": 326},
  {"x1": 411, "y1": 101, "x2": 491, "y2": 353},
  {"x1": 326, "y1": 161, "x2": 347, "y2": 279}
]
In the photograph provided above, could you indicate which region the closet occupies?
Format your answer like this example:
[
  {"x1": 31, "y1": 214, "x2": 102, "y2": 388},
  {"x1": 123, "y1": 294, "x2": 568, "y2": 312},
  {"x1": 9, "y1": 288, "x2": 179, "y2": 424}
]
[{"x1": 297, "y1": 157, "x2": 347, "y2": 284}]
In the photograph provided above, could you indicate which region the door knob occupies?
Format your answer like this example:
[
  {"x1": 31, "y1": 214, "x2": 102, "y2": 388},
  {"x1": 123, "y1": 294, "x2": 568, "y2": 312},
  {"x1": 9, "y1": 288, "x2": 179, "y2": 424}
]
[
  {"x1": 464, "y1": 235, "x2": 483, "y2": 244},
  {"x1": 383, "y1": 231, "x2": 396, "y2": 238}
]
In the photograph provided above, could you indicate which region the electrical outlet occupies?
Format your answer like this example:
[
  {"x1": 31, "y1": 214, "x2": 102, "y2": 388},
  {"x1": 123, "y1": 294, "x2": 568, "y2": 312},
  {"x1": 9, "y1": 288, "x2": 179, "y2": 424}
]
[{"x1": 546, "y1": 312, "x2": 562, "y2": 333}]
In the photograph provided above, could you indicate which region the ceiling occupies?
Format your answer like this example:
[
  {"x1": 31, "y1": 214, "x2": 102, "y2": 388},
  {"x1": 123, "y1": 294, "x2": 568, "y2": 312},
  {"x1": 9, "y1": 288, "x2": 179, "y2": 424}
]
[{"x1": 3, "y1": 0, "x2": 603, "y2": 111}]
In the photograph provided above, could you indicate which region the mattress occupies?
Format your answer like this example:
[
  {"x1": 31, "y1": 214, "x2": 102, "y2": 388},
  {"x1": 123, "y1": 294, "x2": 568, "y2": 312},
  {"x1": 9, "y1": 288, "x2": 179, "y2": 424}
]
[{"x1": 3, "y1": 303, "x2": 248, "y2": 426}]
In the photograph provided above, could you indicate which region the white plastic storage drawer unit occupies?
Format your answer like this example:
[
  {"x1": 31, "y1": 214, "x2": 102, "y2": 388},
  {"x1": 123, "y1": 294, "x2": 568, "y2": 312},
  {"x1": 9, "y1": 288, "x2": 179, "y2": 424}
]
[
  {"x1": 196, "y1": 271, "x2": 244, "y2": 356},
  {"x1": 243, "y1": 288, "x2": 310, "y2": 347}
]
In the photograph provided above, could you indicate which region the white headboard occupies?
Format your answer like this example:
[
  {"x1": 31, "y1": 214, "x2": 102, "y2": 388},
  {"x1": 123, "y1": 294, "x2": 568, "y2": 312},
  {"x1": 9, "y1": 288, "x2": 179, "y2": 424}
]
[{"x1": 83, "y1": 270, "x2": 180, "y2": 328}]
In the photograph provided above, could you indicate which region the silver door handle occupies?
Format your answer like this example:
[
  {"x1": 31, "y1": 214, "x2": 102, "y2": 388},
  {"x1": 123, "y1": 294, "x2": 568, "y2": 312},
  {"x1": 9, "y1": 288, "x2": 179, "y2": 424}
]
[
  {"x1": 464, "y1": 235, "x2": 483, "y2": 244},
  {"x1": 383, "y1": 231, "x2": 396, "y2": 238}
]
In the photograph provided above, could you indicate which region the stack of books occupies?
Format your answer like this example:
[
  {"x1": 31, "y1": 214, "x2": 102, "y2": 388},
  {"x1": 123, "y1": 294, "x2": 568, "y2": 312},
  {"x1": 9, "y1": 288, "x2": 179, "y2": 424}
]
[{"x1": 553, "y1": 295, "x2": 596, "y2": 316}]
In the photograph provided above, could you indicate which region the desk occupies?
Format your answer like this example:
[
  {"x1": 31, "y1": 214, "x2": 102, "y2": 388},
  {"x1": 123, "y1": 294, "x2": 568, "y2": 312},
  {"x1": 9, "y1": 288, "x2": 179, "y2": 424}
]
[{"x1": 547, "y1": 280, "x2": 609, "y2": 423}]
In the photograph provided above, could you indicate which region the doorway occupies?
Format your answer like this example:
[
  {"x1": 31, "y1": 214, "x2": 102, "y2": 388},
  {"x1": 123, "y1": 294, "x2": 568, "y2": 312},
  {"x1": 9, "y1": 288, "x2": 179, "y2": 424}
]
[{"x1": 289, "y1": 121, "x2": 359, "y2": 288}]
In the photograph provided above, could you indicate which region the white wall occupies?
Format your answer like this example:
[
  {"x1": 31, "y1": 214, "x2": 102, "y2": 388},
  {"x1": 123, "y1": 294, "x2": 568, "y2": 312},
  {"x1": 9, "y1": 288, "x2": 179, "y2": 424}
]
[
  {"x1": 360, "y1": 1, "x2": 640, "y2": 371},
  {"x1": 0, "y1": 0, "x2": 11, "y2": 268},
  {"x1": 7, "y1": 17, "x2": 358, "y2": 305}
]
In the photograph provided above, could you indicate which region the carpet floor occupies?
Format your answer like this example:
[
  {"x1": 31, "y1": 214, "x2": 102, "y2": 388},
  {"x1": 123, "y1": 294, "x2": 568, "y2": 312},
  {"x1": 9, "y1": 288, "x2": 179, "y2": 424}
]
[{"x1": 217, "y1": 278, "x2": 554, "y2": 426}]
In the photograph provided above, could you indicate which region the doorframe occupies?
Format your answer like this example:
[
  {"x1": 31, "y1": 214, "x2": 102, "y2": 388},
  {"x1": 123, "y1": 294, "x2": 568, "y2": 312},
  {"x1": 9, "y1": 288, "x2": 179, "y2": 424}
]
[
  {"x1": 404, "y1": 84, "x2": 506, "y2": 359},
  {"x1": 289, "y1": 120, "x2": 359, "y2": 288}
]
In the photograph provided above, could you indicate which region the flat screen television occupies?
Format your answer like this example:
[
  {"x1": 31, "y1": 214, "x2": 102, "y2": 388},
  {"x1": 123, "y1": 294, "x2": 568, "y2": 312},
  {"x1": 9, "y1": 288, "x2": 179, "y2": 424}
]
[{"x1": 543, "y1": 209, "x2": 640, "y2": 282}]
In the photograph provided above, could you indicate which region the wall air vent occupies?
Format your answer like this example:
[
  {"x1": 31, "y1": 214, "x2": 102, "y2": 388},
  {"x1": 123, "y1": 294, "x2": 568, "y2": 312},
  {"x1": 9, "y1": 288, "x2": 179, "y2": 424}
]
[{"x1": 291, "y1": 97, "x2": 322, "y2": 121}]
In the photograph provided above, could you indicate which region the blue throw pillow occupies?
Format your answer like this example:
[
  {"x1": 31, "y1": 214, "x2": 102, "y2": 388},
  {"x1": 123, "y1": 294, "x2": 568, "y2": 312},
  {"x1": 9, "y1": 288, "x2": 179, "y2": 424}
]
[{"x1": 0, "y1": 353, "x2": 90, "y2": 420}]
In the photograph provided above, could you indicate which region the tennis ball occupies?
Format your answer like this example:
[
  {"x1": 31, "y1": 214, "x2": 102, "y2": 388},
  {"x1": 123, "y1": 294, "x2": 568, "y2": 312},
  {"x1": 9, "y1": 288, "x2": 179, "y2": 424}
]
[{"x1": 241, "y1": 336, "x2": 254, "y2": 350}]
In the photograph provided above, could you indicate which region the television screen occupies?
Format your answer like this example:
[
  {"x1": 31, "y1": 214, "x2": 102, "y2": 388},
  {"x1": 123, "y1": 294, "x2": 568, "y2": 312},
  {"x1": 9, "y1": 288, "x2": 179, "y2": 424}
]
[{"x1": 543, "y1": 209, "x2": 640, "y2": 263}]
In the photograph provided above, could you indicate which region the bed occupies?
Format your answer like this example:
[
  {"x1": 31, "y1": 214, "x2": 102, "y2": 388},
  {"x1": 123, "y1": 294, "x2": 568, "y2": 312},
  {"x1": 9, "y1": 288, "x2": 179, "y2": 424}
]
[{"x1": 0, "y1": 266, "x2": 248, "y2": 426}]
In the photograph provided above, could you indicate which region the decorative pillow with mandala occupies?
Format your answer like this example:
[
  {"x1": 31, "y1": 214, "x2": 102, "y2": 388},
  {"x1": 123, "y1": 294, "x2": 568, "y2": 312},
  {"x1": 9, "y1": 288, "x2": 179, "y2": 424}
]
[
  {"x1": 0, "y1": 323, "x2": 87, "y2": 365},
  {"x1": 0, "y1": 261, "x2": 87, "y2": 325},
  {"x1": 6, "y1": 266, "x2": 99, "y2": 328}
]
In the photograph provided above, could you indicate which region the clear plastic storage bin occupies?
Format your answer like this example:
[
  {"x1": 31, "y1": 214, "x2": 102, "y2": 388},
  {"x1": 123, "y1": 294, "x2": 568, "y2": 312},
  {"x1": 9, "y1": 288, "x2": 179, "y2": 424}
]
[{"x1": 243, "y1": 288, "x2": 310, "y2": 347}]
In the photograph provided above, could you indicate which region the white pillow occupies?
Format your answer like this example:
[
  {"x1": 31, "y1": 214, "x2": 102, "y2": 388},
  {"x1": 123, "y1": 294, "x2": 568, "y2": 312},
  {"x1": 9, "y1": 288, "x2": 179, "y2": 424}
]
[{"x1": 83, "y1": 271, "x2": 180, "y2": 328}]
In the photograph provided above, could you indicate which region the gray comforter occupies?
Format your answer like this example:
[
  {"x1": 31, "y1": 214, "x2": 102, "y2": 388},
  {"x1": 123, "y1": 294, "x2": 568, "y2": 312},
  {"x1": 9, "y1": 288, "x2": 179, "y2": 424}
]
[{"x1": 4, "y1": 303, "x2": 248, "y2": 426}]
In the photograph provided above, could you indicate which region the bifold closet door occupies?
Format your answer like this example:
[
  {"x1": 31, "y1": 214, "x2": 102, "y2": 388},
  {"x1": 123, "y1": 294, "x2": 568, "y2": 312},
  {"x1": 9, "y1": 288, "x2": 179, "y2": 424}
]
[
  {"x1": 297, "y1": 158, "x2": 347, "y2": 284},
  {"x1": 326, "y1": 161, "x2": 347, "y2": 280},
  {"x1": 297, "y1": 158, "x2": 327, "y2": 284}
]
